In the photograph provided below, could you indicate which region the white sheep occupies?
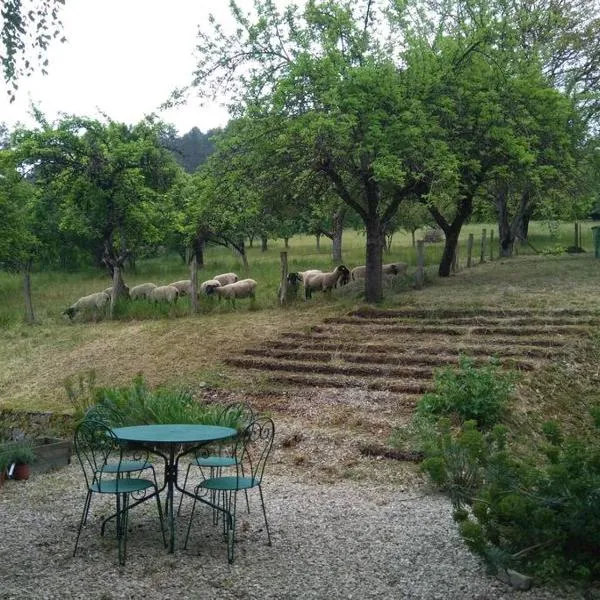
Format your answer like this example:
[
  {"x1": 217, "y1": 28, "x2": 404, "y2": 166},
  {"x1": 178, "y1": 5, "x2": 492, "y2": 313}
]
[
  {"x1": 206, "y1": 278, "x2": 257, "y2": 304},
  {"x1": 150, "y1": 285, "x2": 179, "y2": 304},
  {"x1": 304, "y1": 266, "x2": 351, "y2": 299},
  {"x1": 168, "y1": 280, "x2": 193, "y2": 296},
  {"x1": 298, "y1": 269, "x2": 322, "y2": 283},
  {"x1": 350, "y1": 262, "x2": 408, "y2": 280},
  {"x1": 102, "y1": 286, "x2": 113, "y2": 298},
  {"x1": 199, "y1": 279, "x2": 222, "y2": 295},
  {"x1": 64, "y1": 291, "x2": 110, "y2": 320},
  {"x1": 130, "y1": 283, "x2": 157, "y2": 300},
  {"x1": 213, "y1": 272, "x2": 239, "y2": 286}
]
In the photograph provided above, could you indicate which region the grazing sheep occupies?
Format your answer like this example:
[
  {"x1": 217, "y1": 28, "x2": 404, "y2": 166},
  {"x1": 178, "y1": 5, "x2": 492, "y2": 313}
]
[
  {"x1": 199, "y1": 279, "x2": 222, "y2": 295},
  {"x1": 103, "y1": 286, "x2": 113, "y2": 297},
  {"x1": 278, "y1": 272, "x2": 302, "y2": 300},
  {"x1": 206, "y1": 279, "x2": 257, "y2": 304},
  {"x1": 213, "y1": 272, "x2": 239, "y2": 286},
  {"x1": 130, "y1": 283, "x2": 157, "y2": 300},
  {"x1": 150, "y1": 285, "x2": 179, "y2": 304},
  {"x1": 297, "y1": 269, "x2": 322, "y2": 283},
  {"x1": 63, "y1": 291, "x2": 110, "y2": 320},
  {"x1": 350, "y1": 262, "x2": 408, "y2": 280},
  {"x1": 304, "y1": 265, "x2": 351, "y2": 299},
  {"x1": 168, "y1": 280, "x2": 193, "y2": 296}
]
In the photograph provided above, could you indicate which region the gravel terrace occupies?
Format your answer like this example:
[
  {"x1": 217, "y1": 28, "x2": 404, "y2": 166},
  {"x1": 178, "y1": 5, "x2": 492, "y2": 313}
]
[{"x1": 0, "y1": 430, "x2": 583, "y2": 600}]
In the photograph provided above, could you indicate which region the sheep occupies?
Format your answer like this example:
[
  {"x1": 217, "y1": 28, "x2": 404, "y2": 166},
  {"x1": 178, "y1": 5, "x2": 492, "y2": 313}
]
[
  {"x1": 168, "y1": 280, "x2": 193, "y2": 296},
  {"x1": 206, "y1": 279, "x2": 257, "y2": 305},
  {"x1": 149, "y1": 285, "x2": 179, "y2": 304},
  {"x1": 63, "y1": 291, "x2": 110, "y2": 320},
  {"x1": 130, "y1": 283, "x2": 157, "y2": 300},
  {"x1": 350, "y1": 262, "x2": 408, "y2": 281},
  {"x1": 213, "y1": 272, "x2": 239, "y2": 286},
  {"x1": 297, "y1": 269, "x2": 322, "y2": 283},
  {"x1": 304, "y1": 265, "x2": 351, "y2": 299},
  {"x1": 278, "y1": 272, "x2": 302, "y2": 300},
  {"x1": 103, "y1": 286, "x2": 113, "y2": 298},
  {"x1": 199, "y1": 279, "x2": 222, "y2": 295}
]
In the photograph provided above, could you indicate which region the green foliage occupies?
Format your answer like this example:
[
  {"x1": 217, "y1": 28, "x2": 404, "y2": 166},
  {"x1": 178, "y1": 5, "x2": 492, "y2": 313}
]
[
  {"x1": 0, "y1": 439, "x2": 35, "y2": 465},
  {"x1": 420, "y1": 408, "x2": 600, "y2": 582},
  {"x1": 416, "y1": 355, "x2": 517, "y2": 429},
  {"x1": 68, "y1": 372, "x2": 243, "y2": 429}
]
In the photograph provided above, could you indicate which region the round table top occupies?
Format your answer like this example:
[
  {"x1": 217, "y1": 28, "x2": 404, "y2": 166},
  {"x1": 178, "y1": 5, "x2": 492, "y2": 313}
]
[{"x1": 112, "y1": 424, "x2": 237, "y2": 444}]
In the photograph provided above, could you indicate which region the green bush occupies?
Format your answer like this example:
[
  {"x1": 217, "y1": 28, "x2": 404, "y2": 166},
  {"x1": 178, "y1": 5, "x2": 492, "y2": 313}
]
[
  {"x1": 416, "y1": 355, "x2": 517, "y2": 429},
  {"x1": 421, "y1": 409, "x2": 600, "y2": 583}
]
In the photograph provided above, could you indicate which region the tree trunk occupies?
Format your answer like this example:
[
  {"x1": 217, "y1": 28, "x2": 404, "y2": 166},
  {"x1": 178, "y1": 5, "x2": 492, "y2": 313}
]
[
  {"x1": 316, "y1": 233, "x2": 321, "y2": 251},
  {"x1": 249, "y1": 235, "x2": 254, "y2": 248},
  {"x1": 189, "y1": 236, "x2": 204, "y2": 314},
  {"x1": 512, "y1": 190, "x2": 534, "y2": 242},
  {"x1": 109, "y1": 265, "x2": 126, "y2": 319},
  {"x1": 331, "y1": 208, "x2": 346, "y2": 263},
  {"x1": 22, "y1": 262, "x2": 35, "y2": 325},
  {"x1": 238, "y1": 239, "x2": 249, "y2": 272},
  {"x1": 496, "y1": 186, "x2": 514, "y2": 257},
  {"x1": 284, "y1": 237, "x2": 289, "y2": 249},
  {"x1": 411, "y1": 229, "x2": 416, "y2": 248},
  {"x1": 364, "y1": 216, "x2": 385, "y2": 303},
  {"x1": 439, "y1": 228, "x2": 461, "y2": 277},
  {"x1": 261, "y1": 235, "x2": 268, "y2": 252}
]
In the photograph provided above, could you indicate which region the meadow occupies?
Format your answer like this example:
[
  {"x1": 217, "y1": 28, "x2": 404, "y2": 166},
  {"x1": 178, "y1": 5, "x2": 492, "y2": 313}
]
[{"x1": 0, "y1": 220, "x2": 599, "y2": 414}]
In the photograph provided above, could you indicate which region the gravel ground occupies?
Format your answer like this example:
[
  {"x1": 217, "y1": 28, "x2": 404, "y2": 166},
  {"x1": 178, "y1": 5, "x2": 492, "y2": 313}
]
[{"x1": 0, "y1": 461, "x2": 583, "y2": 600}]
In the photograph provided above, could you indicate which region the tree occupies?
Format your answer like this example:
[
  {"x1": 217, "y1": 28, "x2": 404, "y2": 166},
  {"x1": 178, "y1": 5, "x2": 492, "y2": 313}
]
[
  {"x1": 189, "y1": 1, "x2": 455, "y2": 301},
  {"x1": 1, "y1": 0, "x2": 66, "y2": 101},
  {"x1": 12, "y1": 115, "x2": 181, "y2": 313}
]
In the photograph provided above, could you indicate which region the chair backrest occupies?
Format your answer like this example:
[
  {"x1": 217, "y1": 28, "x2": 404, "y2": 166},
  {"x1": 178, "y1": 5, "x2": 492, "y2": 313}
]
[
  {"x1": 73, "y1": 419, "x2": 123, "y2": 490},
  {"x1": 234, "y1": 417, "x2": 275, "y2": 484},
  {"x1": 218, "y1": 401, "x2": 255, "y2": 432}
]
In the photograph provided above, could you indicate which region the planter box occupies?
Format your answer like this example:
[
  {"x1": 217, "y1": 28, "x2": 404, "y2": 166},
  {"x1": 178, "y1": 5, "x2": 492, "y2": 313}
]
[{"x1": 31, "y1": 437, "x2": 73, "y2": 474}]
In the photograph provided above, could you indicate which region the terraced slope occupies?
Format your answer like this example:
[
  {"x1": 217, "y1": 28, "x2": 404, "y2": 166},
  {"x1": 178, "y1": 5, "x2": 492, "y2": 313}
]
[{"x1": 225, "y1": 307, "x2": 600, "y2": 403}]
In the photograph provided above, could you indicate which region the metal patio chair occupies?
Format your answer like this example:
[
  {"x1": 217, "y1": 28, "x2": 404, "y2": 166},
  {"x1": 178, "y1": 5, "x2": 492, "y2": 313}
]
[
  {"x1": 177, "y1": 401, "x2": 254, "y2": 517},
  {"x1": 73, "y1": 419, "x2": 166, "y2": 565},
  {"x1": 184, "y1": 416, "x2": 275, "y2": 563}
]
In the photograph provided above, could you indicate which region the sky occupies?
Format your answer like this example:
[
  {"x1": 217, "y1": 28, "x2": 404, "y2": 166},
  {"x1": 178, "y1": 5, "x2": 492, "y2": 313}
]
[{"x1": 0, "y1": 0, "x2": 251, "y2": 134}]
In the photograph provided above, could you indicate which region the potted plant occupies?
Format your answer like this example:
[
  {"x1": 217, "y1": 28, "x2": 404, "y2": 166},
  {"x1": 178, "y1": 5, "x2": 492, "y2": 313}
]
[{"x1": 6, "y1": 441, "x2": 36, "y2": 481}]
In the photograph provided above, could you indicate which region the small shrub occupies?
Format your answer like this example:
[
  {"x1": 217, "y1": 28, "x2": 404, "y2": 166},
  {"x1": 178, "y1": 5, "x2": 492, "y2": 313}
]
[{"x1": 416, "y1": 355, "x2": 517, "y2": 429}]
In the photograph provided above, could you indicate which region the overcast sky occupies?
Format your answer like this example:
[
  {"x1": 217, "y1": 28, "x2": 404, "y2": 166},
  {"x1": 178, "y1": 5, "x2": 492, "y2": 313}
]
[{"x1": 0, "y1": 0, "x2": 252, "y2": 134}]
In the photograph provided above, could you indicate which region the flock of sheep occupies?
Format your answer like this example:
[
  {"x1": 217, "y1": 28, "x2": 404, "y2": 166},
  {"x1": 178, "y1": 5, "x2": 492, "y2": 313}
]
[{"x1": 63, "y1": 262, "x2": 408, "y2": 320}]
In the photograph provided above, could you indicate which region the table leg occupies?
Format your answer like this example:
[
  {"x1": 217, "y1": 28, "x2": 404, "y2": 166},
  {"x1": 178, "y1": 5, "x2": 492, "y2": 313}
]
[{"x1": 165, "y1": 446, "x2": 177, "y2": 553}]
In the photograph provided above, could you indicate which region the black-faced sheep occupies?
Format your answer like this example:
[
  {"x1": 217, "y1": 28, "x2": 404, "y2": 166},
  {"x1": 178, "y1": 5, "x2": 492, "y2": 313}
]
[
  {"x1": 168, "y1": 280, "x2": 193, "y2": 296},
  {"x1": 199, "y1": 279, "x2": 222, "y2": 295},
  {"x1": 278, "y1": 272, "x2": 302, "y2": 300},
  {"x1": 206, "y1": 278, "x2": 257, "y2": 305},
  {"x1": 350, "y1": 263, "x2": 408, "y2": 280},
  {"x1": 304, "y1": 266, "x2": 351, "y2": 299},
  {"x1": 64, "y1": 291, "x2": 110, "y2": 320},
  {"x1": 213, "y1": 272, "x2": 239, "y2": 286},
  {"x1": 150, "y1": 285, "x2": 179, "y2": 304},
  {"x1": 130, "y1": 283, "x2": 157, "y2": 300}
]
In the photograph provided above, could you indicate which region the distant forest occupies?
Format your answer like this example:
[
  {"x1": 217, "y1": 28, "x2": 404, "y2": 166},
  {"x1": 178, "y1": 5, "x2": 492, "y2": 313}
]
[{"x1": 165, "y1": 127, "x2": 218, "y2": 173}]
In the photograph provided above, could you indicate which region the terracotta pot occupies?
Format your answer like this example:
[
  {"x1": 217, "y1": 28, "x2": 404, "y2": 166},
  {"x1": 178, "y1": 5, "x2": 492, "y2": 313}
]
[{"x1": 12, "y1": 463, "x2": 31, "y2": 481}]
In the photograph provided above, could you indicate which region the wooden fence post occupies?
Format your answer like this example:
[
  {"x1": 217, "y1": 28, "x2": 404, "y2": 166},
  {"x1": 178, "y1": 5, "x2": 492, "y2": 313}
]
[
  {"x1": 415, "y1": 240, "x2": 425, "y2": 289},
  {"x1": 467, "y1": 233, "x2": 474, "y2": 267},
  {"x1": 279, "y1": 251, "x2": 288, "y2": 305},
  {"x1": 490, "y1": 230, "x2": 494, "y2": 260},
  {"x1": 452, "y1": 245, "x2": 459, "y2": 273},
  {"x1": 480, "y1": 229, "x2": 487, "y2": 263}
]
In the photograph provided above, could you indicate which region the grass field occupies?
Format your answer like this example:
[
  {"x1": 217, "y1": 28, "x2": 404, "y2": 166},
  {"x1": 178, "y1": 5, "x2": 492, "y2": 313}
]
[{"x1": 1, "y1": 220, "x2": 600, "y2": 422}]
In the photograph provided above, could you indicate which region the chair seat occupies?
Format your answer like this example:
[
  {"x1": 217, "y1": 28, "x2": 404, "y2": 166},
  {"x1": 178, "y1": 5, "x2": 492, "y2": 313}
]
[
  {"x1": 101, "y1": 460, "x2": 152, "y2": 473},
  {"x1": 195, "y1": 456, "x2": 237, "y2": 468},
  {"x1": 92, "y1": 478, "x2": 156, "y2": 494},
  {"x1": 200, "y1": 475, "x2": 260, "y2": 491}
]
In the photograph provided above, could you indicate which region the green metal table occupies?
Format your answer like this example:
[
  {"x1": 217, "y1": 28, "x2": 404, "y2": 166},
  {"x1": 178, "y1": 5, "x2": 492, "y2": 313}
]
[{"x1": 112, "y1": 424, "x2": 237, "y2": 553}]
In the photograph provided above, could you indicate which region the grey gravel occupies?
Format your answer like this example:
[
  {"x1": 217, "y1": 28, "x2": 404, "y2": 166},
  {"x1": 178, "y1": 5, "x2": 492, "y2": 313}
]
[{"x1": 0, "y1": 462, "x2": 582, "y2": 600}]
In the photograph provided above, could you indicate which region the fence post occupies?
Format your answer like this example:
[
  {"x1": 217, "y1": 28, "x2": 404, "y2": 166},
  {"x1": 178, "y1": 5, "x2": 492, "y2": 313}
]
[
  {"x1": 279, "y1": 251, "x2": 288, "y2": 305},
  {"x1": 480, "y1": 229, "x2": 487, "y2": 263},
  {"x1": 490, "y1": 230, "x2": 494, "y2": 260},
  {"x1": 467, "y1": 233, "x2": 474, "y2": 267},
  {"x1": 415, "y1": 240, "x2": 425, "y2": 289}
]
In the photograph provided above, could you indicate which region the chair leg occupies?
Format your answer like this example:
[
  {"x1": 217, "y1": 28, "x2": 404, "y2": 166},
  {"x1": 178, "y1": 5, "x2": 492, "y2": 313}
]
[
  {"x1": 73, "y1": 490, "x2": 92, "y2": 557},
  {"x1": 176, "y1": 462, "x2": 193, "y2": 516},
  {"x1": 227, "y1": 490, "x2": 238, "y2": 564},
  {"x1": 183, "y1": 488, "x2": 198, "y2": 549},
  {"x1": 117, "y1": 493, "x2": 129, "y2": 566},
  {"x1": 258, "y1": 485, "x2": 272, "y2": 546}
]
